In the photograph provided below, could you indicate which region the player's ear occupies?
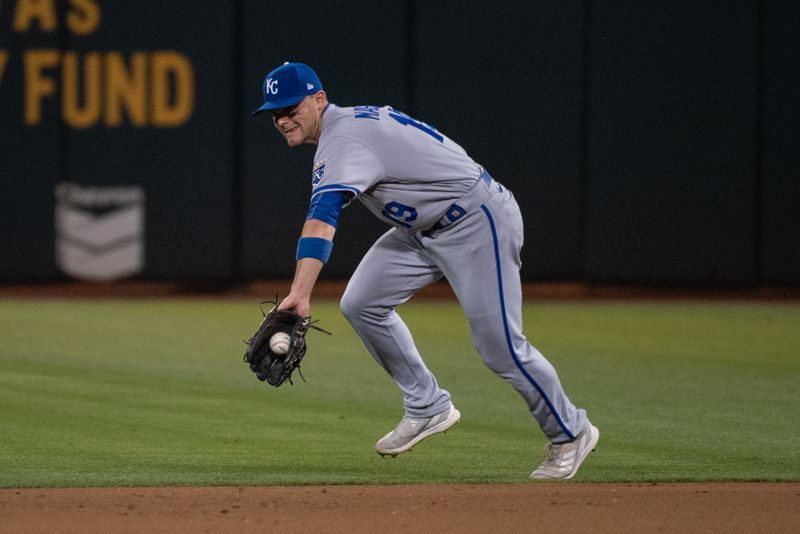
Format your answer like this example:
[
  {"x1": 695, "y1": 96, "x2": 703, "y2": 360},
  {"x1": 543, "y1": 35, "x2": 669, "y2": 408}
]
[{"x1": 314, "y1": 90, "x2": 328, "y2": 109}]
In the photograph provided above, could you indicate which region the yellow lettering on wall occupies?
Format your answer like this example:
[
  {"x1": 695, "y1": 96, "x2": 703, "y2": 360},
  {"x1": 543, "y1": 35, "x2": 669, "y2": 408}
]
[
  {"x1": 151, "y1": 51, "x2": 194, "y2": 127},
  {"x1": 105, "y1": 52, "x2": 147, "y2": 127},
  {"x1": 21, "y1": 50, "x2": 197, "y2": 128},
  {"x1": 0, "y1": 51, "x2": 9, "y2": 86},
  {"x1": 13, "y1": 0, "x2": 57, "y2": 32},
  {"x1": 24, "y1": 49, "x2": 59, "y2": 124},
  {"x1": 62, "y1": 51, "x2": 101, "y2": 128},
  {"x1": 67, "y1": 0, "x2": 101, "y2": 35}
]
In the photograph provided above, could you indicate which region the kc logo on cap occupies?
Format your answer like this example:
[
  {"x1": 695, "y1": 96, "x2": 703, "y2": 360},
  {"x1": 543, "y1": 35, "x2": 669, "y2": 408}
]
[
  {"x1": 265, "y1": 78, "x2": 279, "y2": 95},
  {"x1": 253, "y1": 62, "x2": 323, "y2": 115}
]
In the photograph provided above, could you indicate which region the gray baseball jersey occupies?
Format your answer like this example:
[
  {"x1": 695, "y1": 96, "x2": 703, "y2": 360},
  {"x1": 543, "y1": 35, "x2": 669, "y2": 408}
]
[
  {"x1": 312, "y1": 103, "x2": 589, "y2": 445},
  {"x1": 311, "y1": 104, "x2": 483, "y2": 233}
]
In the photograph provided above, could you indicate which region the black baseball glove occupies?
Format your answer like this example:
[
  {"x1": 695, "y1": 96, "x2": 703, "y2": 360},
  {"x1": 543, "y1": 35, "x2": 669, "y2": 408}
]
[{"x1": 243, "y1": 299, "x2": 330, "y2": 387}]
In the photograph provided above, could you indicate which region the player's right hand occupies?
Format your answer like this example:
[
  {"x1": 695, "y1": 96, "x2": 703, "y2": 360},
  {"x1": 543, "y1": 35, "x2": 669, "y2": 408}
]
[{"x1": 278, "y1": 292, "x2": 311, "y2": 318}]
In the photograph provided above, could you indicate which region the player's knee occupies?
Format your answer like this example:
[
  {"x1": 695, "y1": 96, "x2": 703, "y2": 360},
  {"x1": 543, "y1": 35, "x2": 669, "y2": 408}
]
[
  {"x1": 340, "y1": 289, "x2": 392, "y2": 325},
  {"x1": 339, "y1": 289, "x2": 373, "y2": 323},
  {"x1": 467, "y1": 320, "x2": 519, "y2": 374},
  {"x1": 338, "y1": 292, "x2": 359, "y2": 322},
  {"x1": 472, "y1": 342, "x2": 508, "y2": 373},
  {"x1": 479, "y1": 350, "x2": 518, "y2": 375}
]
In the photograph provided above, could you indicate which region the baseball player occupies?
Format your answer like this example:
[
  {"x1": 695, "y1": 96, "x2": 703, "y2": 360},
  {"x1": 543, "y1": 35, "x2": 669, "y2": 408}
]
[{"x1": 253, "y1": 62, "x2": 599, "y2": 479}]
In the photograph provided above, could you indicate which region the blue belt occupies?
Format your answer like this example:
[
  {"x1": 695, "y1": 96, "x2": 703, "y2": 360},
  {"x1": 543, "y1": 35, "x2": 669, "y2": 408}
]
[{"x1": 423, "y1": 168, "x2": 503, "y2": 235}]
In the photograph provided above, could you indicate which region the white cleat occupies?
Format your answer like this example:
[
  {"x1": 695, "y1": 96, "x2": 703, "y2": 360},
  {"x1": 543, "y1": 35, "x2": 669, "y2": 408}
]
[
  {"x1": 376, "y1": 405, "x2": 461, "y2": 457},
  {"x1": 529, "y1": 424, "x2": 600, "y2": 480}
]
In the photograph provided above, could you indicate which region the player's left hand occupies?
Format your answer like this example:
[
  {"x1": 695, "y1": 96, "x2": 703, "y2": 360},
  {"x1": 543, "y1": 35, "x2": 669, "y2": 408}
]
[{"x1": 243, "y1": 298, "x2": 330, "y2": 386}]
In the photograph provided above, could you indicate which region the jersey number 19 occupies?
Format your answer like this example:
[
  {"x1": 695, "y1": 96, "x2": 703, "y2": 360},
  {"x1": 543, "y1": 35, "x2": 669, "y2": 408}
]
[{"x1": 387, "y1": 108, "x2": 444, "y2": 143}]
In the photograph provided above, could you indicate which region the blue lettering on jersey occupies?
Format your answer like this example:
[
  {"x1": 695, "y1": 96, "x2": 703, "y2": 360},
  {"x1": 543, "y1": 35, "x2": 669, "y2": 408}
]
[
  {"x1": 387, "y1": 108, "x2": 444, "y2": 143},
  {"x1": 381, "y1": 201, "x2": 418, "y2": 228},
  {"x1": 354, "y1": 105, "x2": 380, "y2": 120},
  {"x1": 353, "y1": 106, "x2": 444, "y2": 142}
]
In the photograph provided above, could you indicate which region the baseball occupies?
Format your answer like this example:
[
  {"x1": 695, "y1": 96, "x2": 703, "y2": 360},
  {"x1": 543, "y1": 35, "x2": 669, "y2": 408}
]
[{"x1": 269, "y1": 332, "x2": 291, "y2": 355}]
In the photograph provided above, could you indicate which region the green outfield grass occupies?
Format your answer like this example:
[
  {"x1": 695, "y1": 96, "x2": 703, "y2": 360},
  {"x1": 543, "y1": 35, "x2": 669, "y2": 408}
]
[{"x1": 1, "y1": 298, "x2": 798, "y2": 487}]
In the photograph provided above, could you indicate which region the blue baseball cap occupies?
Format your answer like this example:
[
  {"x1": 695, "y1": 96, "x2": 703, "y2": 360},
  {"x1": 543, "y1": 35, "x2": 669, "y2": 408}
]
[{"x1": 253, "y1": 62, "x2": 323, "y2": 115}]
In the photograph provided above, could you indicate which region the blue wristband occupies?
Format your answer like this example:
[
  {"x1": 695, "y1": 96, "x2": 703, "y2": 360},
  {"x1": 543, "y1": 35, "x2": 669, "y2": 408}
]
[{"x1": 296, "y1": 237, "x2": 333, "y2": 263}]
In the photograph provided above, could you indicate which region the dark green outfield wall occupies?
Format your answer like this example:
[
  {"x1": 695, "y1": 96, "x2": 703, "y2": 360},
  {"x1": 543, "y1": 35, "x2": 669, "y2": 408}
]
[{"x1": 1, "y1": 1, "x2": 798, "y2": 284}]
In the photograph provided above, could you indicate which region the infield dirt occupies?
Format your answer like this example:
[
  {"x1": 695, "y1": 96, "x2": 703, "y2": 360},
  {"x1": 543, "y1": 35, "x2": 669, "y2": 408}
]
[{"x1": 2, "y1": 483, "x2": 798, "y2": 533}]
